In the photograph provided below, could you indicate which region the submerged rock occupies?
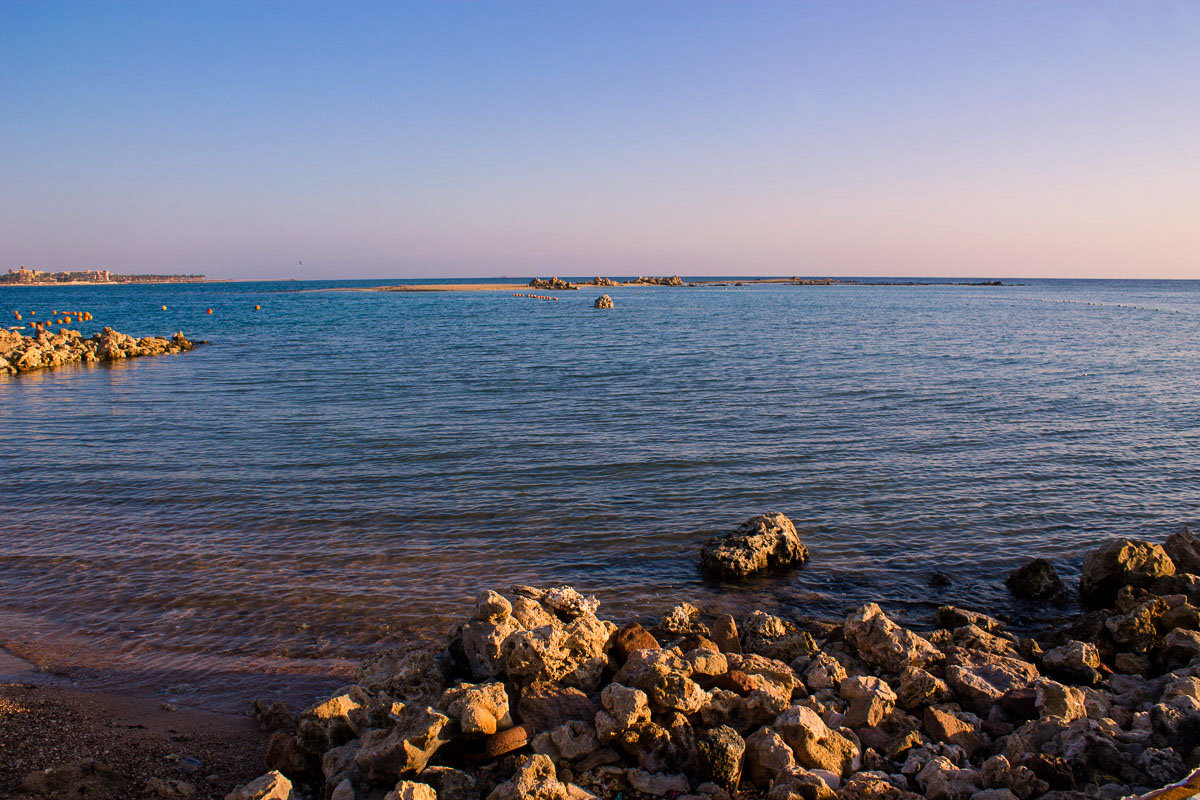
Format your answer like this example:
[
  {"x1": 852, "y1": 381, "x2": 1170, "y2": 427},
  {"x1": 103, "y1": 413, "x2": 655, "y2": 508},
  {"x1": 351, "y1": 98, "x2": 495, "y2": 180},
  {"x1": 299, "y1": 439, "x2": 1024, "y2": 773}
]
[
  {"x1": 1005, "y1": 558, "x2": 1068, "y2": 602},
  {"x1": 699, "y1": 513, "x2": 809, "y2": 580}
]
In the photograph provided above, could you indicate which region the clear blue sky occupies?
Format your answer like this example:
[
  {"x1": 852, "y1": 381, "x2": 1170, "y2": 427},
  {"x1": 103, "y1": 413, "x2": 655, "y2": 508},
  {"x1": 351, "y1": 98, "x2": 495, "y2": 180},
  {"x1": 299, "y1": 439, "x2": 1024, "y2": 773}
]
[{"x1": 2, "y1": 1, "x2": 1198, "y2": 280}]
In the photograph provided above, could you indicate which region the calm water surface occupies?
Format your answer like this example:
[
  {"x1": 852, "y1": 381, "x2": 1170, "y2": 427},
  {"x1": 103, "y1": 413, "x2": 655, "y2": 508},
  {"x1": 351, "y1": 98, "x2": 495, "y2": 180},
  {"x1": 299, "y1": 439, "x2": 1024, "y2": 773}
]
[{"x1": 1, "y1": 278, "x2": 1198, "y2": 709}]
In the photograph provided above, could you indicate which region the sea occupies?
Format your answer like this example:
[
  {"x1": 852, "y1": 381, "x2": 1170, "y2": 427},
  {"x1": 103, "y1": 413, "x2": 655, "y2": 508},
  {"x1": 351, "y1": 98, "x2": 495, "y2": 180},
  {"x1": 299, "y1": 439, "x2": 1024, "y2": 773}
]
[{"x1": 1, "y1": 277, "x2": 1197, "y2": 710}]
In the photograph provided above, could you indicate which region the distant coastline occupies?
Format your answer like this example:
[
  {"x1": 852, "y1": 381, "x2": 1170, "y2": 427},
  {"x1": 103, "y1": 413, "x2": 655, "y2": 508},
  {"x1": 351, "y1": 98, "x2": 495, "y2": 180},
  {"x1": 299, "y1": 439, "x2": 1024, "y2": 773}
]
[{"x1": 1, "y1": 267, "x2": 208, "y2": 286}]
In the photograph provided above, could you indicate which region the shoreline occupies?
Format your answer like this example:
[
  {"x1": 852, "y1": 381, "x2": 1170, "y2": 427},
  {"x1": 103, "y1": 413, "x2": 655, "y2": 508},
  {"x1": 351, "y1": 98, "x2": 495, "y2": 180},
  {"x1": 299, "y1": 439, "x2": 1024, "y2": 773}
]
[
  {"x1": 9, "y1": 520, "x2": 1200, "y2": 800},
  {"x1": 1, "y1": 644, "x2": 267, "y2": 800},
  {"x1": 228, "y1": 522, "x2": 1200, "y2": 800},
  {"x1": 0, "y1": 280, "x2": 220, "y2": 287}
]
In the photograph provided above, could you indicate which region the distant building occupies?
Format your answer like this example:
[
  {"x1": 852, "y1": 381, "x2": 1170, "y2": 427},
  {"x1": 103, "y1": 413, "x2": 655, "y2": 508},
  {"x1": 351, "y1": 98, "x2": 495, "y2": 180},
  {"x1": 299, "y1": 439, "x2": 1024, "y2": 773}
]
[{"x1": 2, "y1": 266, "x2": 203, "y2": 285}]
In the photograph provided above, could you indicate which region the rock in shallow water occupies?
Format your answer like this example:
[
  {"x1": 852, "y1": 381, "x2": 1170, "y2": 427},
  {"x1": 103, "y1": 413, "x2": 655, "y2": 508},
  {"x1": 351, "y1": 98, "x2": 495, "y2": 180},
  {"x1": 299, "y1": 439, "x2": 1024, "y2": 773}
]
[
  {"x1": 699, "y1": 513, "x2": 809, "y2": 580},
  {"x1": 1079, "y1": 538, "x2": 1175, "y2": 606},
  {"x1": 1005, "y1": 558, "x2": 1068, "y2": 602}
]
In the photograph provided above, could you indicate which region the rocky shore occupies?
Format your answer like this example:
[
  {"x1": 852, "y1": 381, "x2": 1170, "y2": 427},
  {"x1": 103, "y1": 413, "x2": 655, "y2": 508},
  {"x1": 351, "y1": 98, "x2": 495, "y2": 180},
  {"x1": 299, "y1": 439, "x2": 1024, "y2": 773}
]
[
  {"x1": 182, "y1": 519, "x2": 1200, "y2": 800},
  {"x1": 0, "y1": 326, "x2": 197, "y2": 375}
]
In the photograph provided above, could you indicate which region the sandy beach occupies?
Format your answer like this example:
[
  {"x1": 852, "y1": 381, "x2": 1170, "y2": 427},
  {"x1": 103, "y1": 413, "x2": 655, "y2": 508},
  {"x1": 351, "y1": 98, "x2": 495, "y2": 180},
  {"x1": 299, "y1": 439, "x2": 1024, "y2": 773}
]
[{"x1": 0, "y1": 649, "x2": 266, "y2": 800}]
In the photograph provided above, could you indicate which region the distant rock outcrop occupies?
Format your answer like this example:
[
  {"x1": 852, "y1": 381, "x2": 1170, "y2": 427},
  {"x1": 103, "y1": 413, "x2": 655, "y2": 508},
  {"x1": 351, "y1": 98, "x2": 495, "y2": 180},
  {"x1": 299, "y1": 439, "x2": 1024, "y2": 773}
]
[{"x1": 529, "y1": 277, "x2": 578, "y2": 291}]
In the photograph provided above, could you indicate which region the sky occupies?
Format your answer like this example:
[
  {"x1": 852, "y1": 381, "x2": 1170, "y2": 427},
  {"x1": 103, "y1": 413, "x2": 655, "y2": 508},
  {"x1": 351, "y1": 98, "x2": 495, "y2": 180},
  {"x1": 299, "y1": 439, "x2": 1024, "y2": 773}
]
[{"x1": 1, "y1": 2, "x2": 1199, "y2": 280}]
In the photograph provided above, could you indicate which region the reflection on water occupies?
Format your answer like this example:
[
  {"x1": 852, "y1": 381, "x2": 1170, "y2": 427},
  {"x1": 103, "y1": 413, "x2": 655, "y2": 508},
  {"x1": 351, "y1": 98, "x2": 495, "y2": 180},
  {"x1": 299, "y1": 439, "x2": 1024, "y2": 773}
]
[{"x1": 1, "y1": 278, "x2": 1198, "y2": 710}]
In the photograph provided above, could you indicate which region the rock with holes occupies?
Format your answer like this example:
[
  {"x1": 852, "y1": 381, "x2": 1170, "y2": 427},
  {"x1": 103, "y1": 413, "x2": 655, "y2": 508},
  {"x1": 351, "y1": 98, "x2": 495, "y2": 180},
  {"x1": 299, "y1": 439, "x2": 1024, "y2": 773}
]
[
  {"x1": 1079, "y1": 538, "x2": 1175, "y2": 606},
  {"x1": 844, "y1": 604, "x2": 941, "y2": 674},
  {"x1": 699, "y1": 513, "x2": 809, "y2": 579}
]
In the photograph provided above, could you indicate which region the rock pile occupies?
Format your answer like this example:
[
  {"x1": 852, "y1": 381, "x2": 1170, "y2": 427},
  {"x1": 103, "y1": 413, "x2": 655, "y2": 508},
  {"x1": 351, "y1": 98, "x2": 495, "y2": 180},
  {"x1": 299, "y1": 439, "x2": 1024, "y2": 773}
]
[
  {"x1": 632, "y1": 276, "x2": 684, "y2": 287},
  {"x1": 585, "y1": 278, "x2": 618, "y2": 287},
  {"x1": 230, "y1": 526, "x2": 1200, "y2": 800},
  {"x1": 0, "y1": 326, "x2": 196, "y2": 375},
  {"x1": 529, "y1": 278, "x2": 579, "y2": 291},
  {"x1": 593, "y1": 295, "x2": 614, "y2": 310}
]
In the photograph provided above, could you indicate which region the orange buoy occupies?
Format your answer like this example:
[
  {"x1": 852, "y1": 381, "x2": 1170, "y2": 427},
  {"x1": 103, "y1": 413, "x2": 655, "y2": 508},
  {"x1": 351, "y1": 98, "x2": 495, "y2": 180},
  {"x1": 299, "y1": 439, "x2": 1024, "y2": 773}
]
[
  {"x1": 254, "y1": 305, "x2": 261, "y2": 310},
  {"x1": 161, "y1": 305, "x2": 167, "y2": 311},
  {"x1": 206, "y1": 308, "x2": 213, "y2": 314}
]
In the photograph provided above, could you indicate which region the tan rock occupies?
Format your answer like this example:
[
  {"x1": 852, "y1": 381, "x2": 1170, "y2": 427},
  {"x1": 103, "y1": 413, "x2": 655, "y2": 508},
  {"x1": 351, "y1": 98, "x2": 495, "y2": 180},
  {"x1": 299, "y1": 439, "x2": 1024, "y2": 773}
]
[
  {"x1": 712, "y1": 614, "x2": 742, "y2": 654},
  {"x1": 224, "y1": 771, "x2": 295, "y2": 800},
  {"x1": 774, "y1": 705, "x2": 859, "y2": 777},
  {"x1": 486, "y1": 754, "x2": 570, "y2": 800},
  {"x1": 844, "y1": 604, "x2": 940, "y2": 674},
  {"x1": 1080, "y1": 538, "x2": 1175, "y2": 606},
  {"x1": 744, "y1": 726, "x2": 796, "y2": 787},
  {"x1": 699, "y1": 513, "x2": 809, "y2": 579},
  {"x1": 354, "y1": 704, "x2": 452, "y2": 781},
  {"x1": 440, "y1": 681, "x2": 512, "y2": 735},
  {"x1": 944, "y1": 648, "x2": 1038, "y2": 714},
  {"x1": 384, "y1": 781, "x2": 437, "y2": 800}
]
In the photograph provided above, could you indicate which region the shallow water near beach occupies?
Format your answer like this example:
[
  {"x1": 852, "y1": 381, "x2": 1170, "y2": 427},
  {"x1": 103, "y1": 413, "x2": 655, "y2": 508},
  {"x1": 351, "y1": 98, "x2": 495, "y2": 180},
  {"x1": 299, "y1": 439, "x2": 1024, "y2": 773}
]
[{"x1": 1, "y1": 277, "x2": 1198, "y2": 711}]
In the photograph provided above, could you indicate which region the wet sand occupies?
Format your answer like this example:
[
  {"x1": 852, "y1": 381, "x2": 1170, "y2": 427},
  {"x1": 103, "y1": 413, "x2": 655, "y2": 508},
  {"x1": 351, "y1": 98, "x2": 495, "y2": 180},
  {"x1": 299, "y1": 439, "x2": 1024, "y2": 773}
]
[{"x1": 0, "y1": 649, "x2": 267, "y2": 800}]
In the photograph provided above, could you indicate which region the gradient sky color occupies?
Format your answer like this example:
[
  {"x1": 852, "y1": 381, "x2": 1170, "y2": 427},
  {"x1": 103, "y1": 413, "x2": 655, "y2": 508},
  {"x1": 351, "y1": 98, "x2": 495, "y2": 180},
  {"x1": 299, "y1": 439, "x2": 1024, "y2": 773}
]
[{"x1": 2, "y1": 2, "x2": 1199, "y2": 280}]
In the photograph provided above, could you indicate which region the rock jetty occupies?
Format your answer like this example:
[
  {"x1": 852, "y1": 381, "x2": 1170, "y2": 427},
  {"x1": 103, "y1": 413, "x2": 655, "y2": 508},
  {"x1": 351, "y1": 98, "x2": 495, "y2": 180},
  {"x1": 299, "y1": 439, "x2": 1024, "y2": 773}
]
[
  {"x1": 593, "y1": 295, "x2": 614, "y2": 310},
  {"x1": 225, "y1": 523, "x2": 1200, "y2": 800},
  {"x1": 0, "y1": 326, "x2": 197, "y2": 375},
  {"x1": 529, "y1": 278, "x2": 579, "y2": 291},
  {"x1": 633, "y1": 276, "x2": 684, "y2": 287}
]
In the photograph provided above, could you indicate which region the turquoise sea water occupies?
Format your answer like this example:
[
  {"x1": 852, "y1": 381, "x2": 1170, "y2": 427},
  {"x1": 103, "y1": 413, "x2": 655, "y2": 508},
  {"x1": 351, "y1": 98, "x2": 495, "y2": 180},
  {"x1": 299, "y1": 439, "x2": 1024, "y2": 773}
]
[{"x1": 1, "y1": 278, "x2": 1198, "y2": 708}]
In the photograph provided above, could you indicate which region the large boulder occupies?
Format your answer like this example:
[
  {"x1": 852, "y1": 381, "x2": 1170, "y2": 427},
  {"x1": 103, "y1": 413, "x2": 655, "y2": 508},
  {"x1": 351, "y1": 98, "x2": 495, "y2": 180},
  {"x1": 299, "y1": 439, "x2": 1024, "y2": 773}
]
[
  {"x1": 439, "y1": 681, "x2": 513, "y2": 735},
  {"x1": 944, "y1": 648, "x2": 1038, "y2": 714},
  {"x1": 744, "y1": 726, "x2": 796, "y2": 787},
  {"x1": 297, "y1": 686, "x2": 371, "y2": 751},
  {"x1": 517, "y1": 680, "x2": 597, "y2": 732},
  {"x1": 774, "y1": 705, "x2": 859, "y2": 777},
  {"x1": 353, "y1": 704, "x2": 452, "y2": 782},
  {"x1": 1165, "y1": 526, "x2": 1200, "y2": 574},
  {"x1": 844, "y1": 603, "x2": 941, "y2": 674},
  {"x1": 1079, "y1": 539, "x2": 1175, "y2": 606},
  {"x1": 693, "y1": 724, "x2": 746, "y2": 790},
  {"x1": 699, "y1": 513, "x2": 809, "y2": 580},
  {"x1": 593, "y1": 295, "x2": 614, "y2": 309}
]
